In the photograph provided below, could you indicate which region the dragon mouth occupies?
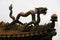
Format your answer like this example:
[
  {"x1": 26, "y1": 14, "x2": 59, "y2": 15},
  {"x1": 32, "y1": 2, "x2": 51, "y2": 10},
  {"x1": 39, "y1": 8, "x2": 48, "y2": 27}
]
[
  {"x1": 44, "y1": 12, "x2": 47, "y2": 15},
  {"x1": 42, "y1": 11, "x2": 47, "y2": 15}
]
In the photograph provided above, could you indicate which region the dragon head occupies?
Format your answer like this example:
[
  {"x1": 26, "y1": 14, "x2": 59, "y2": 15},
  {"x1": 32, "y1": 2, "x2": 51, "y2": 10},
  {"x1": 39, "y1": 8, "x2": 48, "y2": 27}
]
[{"x1": 35, "y1": 7, "x2": 47, "y2": 15}]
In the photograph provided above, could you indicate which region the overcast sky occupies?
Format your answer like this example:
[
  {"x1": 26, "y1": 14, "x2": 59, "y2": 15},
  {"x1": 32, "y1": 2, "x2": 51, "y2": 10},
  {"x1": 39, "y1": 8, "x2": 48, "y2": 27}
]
[{"x1": 0, "y1": 0, "x2": 60, "y2": 40}]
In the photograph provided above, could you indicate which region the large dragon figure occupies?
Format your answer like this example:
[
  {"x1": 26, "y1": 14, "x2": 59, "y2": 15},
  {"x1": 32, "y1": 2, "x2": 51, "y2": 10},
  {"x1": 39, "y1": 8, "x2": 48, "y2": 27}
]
[{"x1": 5, "y1": 4, "x2": 47, "y2": 30}]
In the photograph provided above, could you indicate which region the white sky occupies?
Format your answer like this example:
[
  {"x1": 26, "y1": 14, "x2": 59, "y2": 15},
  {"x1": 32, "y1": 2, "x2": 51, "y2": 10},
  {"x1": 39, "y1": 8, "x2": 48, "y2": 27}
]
[{"x1": 0, "y1": 0, "x2": 60, "y2": 40}]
